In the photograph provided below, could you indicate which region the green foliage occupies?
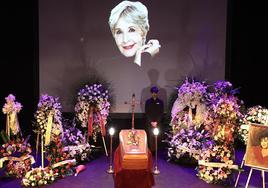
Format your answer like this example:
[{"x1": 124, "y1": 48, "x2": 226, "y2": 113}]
[{"x1": 1, "y1": 130, "x2": 10, "y2": 143}]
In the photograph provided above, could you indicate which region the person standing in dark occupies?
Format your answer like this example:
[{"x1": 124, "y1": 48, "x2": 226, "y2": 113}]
[{"x1": 145, "y1": 86, "x2": 164, "y2": 153}]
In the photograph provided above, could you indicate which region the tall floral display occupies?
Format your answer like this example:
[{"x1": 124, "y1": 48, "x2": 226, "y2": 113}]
[
  {"x1": 2, "y1": 94, "x2": 22, "y2": 138},
  {"x1": 33, "y1": 94, "x2": 63, "y2": 146},
  {"x1": 75, "y1": 83, "x2": 110, "y2": 142},
  {"x1": 167, "y1": 79, "x2": 210, "y2": 163},
  {"x1": 33, "y1": 94, "x2": 63, "y2": 167},
  {"x1": 1, "y1": 94, "x2": 35, "y2": 179},
  {"x1": 25, "y1": 94, "x2": 76, "y2": 187},
  {"x1": 197, "y1": 81, "x2": 242, "y2": 184}
]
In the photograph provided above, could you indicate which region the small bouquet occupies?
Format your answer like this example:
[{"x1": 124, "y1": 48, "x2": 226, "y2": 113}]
[{"x1": 21, "y1": 167, "x2": 55, "y2": 187}]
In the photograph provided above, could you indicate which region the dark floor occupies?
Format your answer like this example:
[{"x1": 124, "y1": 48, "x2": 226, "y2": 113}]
[{"x1": 0, "y1": 147, "x2": 266, "y2": 188}]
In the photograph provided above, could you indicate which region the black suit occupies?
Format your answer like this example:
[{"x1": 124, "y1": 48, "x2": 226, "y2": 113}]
[{"x1": 145, "y1": 97, "x2": 164, "y2": 152}]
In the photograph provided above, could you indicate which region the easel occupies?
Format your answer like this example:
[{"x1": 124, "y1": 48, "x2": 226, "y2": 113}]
[
  {"x1": 235, "y1": 154, "x2": 266, "y2": 188},
  {"x1": 245, "y1": 167, "x2": 265, "y2": 188},
  {"x1": 235, "y1": 154, "x2": 245, "y2": 187}
]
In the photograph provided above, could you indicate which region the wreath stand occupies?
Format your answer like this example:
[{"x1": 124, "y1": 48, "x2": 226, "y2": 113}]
[{"x1": 235, "y1": 153, "x2": 266, "y2": 188}]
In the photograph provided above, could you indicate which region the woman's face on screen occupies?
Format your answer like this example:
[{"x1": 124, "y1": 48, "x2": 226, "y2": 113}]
[{"x1": 113, "y1": 17, "x2": 144, "y2": 57}]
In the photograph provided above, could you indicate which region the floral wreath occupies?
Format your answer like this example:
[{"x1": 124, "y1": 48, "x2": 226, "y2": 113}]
[
  {"x1": 33, "y1": 94, "x2": 63, "y2": 144},
  {"x1": 75, "y1": 83, "x2": 110, "y2": 142},
  {"x1": 127, "y1": 130, "x2": 140, "y2": 146},
  {"x1": 0, "y1": 139, "x2": 33, "y2": 178},
  {"x1": 238, "y1": 105, "x2": 268, "y2": 144},
  {"x1": 171, "y1": 78, "x2": 209, "y2": 127},
  {"x1": 167, "y1": 78, "x2": 210, "y2": 163},
  {"x1": 2, "y1": 94, "x2": 23, "y2": 136}
]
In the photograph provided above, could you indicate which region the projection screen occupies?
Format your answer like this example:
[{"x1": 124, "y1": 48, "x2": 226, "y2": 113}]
[{"x1": 39, "y1": 0, "x2": 227, "y2": 113}]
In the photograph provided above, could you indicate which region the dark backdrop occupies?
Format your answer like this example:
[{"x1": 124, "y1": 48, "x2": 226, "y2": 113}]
[{"x1": 1, "y1": 0, "x2": 267, "y2": 142}]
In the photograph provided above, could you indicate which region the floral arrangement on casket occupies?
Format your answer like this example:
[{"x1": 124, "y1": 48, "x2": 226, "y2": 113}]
[{"x1": 74, "y1": 83, "x2": 110, "y2": 142}]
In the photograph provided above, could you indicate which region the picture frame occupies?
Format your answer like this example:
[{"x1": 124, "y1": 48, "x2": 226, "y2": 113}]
[{"x1": 244, "y1": 123, "x2": 268, "y2": 170}]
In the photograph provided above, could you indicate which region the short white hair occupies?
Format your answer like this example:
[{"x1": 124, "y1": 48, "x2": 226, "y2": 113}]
[{"x1": 108, "y1": 1, "x2": 149, "y2": 36}]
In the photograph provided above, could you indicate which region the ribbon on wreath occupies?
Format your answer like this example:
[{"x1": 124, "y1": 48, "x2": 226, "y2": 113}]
[
  {"x1": 97, "y1": 112, "x2": 106, "y2": 137},
  {"x1": 87, "y1": 110, "x2": 106, "y2": 137},
  {"x1": 176, "y1": 145, "x2": 201, "y2": 156},
  {"x1": 51, "y1": 158, "x2": 76, "y2": 168},
  {"x1": 0, "y1": 154, "x2": 35, "y2": 168},
  {"x1": 6, "y1": 112, "x2": 20, "y2": 138},
  {"x1": 198, "y1": 160, "x2": 239, "y2": 170},
  {"x1": 63, "y1": 144, "x2": 89, "y2": 152},
  {"x1": 87, "y1": 107, "x2": 108, "y2": 156},
  {"x1": 44, "y1": 111, "x2": 54, "y2": 146}
]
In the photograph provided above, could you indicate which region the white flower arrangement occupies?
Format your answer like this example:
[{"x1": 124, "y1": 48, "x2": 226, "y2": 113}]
[
  {"x1": 171, "y1": 79, "x2": 209, "y2": 127},
  {"x1": 238, "y1": 105, "x2": 268, "y2": 144},
  {"x1": 168, "y1": 79, "x2": 210, "y2": 163}
]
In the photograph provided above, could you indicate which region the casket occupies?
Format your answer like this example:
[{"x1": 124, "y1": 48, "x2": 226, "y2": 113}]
[{"x1": 119, "y1": 129, "x2": 148, "y2": 170}]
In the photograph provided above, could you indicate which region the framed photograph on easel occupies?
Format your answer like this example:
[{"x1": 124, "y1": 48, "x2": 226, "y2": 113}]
[
  {"x1": 245, "y1": 123, "x2": 268, "y2": 170},
  {"x1": 242, "y1": 123, "x2": 268, "y2": 188}
]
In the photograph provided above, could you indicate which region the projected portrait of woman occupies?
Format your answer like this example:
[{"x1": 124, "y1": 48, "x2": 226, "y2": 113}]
[{"x1": 108, "y1": 1, "x2": 161, "y2": 66}]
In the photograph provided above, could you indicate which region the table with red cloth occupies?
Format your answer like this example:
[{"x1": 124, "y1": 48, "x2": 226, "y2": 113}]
[{"x1": 113, "y1": 146, "x2": 155, "y2": 188}]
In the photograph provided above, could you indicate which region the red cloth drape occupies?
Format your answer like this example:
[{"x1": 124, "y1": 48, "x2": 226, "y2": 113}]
[{"x1": 113, "y1": 146, "x2": 155, "y2": 188}]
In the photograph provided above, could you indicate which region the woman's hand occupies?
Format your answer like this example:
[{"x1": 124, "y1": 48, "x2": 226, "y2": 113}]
[
  {"x1": 143, "y1": 39, "x2": 161, "y2": 56},
  {"x1": 134, "y1": 39, "x2": 161, "y2": 66}
]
